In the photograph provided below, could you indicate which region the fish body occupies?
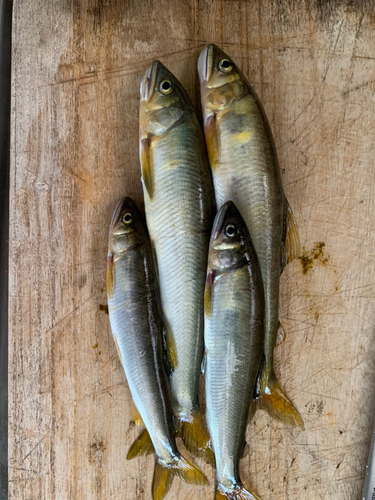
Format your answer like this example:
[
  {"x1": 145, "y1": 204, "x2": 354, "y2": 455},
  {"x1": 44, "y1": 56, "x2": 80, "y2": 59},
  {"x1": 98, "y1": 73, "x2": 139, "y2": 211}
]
[
  {"x1": 139, "y1": 61, "x2": 216, "y2": 461},
  {"x1": 198, "y1": 45, "x2": 303, "y2": 428},
  {"x1": 204, "y1": 201, "x2": 264, "y2": 500},
  {"x1": 107, "y1": 197, "x2": 208, "y2": 500}
]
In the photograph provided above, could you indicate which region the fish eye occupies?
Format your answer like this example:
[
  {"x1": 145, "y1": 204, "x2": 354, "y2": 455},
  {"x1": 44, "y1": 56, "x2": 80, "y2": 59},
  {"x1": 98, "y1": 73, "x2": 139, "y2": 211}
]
[
  {"x1": 219, "y1": 59, "x2": 233, "y2": 73},
  {"x1": 225, "y1": 224, "x2": 237, "y2": 237},
  {"x1": 122, "y1": 213, "x2": 133, "y2": 225},
  {"x1": 160, "y1": 80, "x2": 173, "y2": 95}
]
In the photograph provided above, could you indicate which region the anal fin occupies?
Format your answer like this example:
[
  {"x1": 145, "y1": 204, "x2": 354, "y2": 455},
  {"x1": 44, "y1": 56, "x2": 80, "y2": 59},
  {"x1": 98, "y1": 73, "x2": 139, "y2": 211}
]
[
  {"x1": 257, "y1": 368, "x2": 305, "y2": 429},
  {"x1": 281, "y1": 198, "x2": 301, "y2": 272},
  {"x1": 177, "y1": 410, "x2": 215, "y2": 466},
  {"x1": 152, "y1": 455, "x2": 208, "y2": 500},
  {"x1": 127, "y1": 428, "x2": 154, "y2": 460},
  {"x1": 215, "y1": 483, "x2": 260, "y2": 500},
  {"x1": 165, "y1": 327, "x2": 178, "y2": 371}
]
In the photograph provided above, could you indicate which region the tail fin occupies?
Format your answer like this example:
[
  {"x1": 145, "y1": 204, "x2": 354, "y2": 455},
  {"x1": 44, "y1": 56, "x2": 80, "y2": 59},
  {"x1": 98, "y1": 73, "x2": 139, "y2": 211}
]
[
  {"x1": 257, "y1": 369, "x2": 305, "y2": 429},
  {"x1": 152, "y1": 455, "x2": 209, "y2": 500},
  {"x1": 127, "y1": 429, "x2": 154, "y2": 460},
  {"x1": 177, "y1": 410, "x2": 215, "y2": 465},
  {"x1": 215, "y1": 483, "x2": 260, "y2": 500}
]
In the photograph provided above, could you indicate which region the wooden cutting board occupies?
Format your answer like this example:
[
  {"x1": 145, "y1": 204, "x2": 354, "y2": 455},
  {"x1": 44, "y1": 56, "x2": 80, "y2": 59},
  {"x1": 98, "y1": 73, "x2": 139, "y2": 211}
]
[{"x1": 9, "y1": 1, "x2": 375, "y2": 499}]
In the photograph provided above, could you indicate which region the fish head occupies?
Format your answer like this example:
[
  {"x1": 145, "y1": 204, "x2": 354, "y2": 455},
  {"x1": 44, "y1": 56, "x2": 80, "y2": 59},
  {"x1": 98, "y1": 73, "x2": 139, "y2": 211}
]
[
  {"x1": 208, "y1": 201, "x2": 251, "y2": 272},
  {"x1": 108, "y1": 197, "x2": 148, "y2": 254},
  {"x1": 139, "y1": 60, "x2": 192, "y2": 137},
  {"x1": 198, "y1": 44, "x2": 246, "y2": 114}
]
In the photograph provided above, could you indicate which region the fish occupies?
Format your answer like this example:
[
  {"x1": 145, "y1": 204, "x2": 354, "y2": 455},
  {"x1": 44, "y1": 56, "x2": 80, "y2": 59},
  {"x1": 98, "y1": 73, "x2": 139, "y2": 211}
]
[
  {"x1": 204, "y1": 201, "x2": 264, "y2": 500},
  {"x1": 198, "y1": 44, "x2": 304, "y2": 429},
  {"x1": 139, "y1": 61, "x2": 216, "y2": 462},
  {"x1": 107, "y1": 197, "x2": 208, "y2": 500}
]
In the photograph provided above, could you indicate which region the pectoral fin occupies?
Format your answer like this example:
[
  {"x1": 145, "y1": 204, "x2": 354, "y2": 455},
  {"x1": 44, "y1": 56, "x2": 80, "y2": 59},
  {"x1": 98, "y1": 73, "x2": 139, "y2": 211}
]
[
  {"x1": 106, "y1": 252, "x2": 115, "y2": 299},
  {"x1": 204, "y1": 113, "x2": 219, "y2": 170},
  {"x1": 140, "y1": 135, "x2": 154, "y2": 199},
  {"x1": 204, "y1": 270, "x2": 216, "y2": 318},
  {"x1": 281, "y1": 198, "x2": 301, "y2": 272}
]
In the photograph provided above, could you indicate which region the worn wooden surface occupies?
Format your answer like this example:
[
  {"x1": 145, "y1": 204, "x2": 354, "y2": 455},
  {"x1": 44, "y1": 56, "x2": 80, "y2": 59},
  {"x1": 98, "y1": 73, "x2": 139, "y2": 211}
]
[{"x1": 9, "y1": 1, "x2": 375, "y2": 499}]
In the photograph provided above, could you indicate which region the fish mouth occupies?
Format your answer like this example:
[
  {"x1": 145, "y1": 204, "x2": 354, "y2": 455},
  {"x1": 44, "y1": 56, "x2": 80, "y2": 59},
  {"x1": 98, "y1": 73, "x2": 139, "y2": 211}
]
[
  {"x1": 140, "y1": 60, "x2": 161, "y2": 101},
  {"x1": 198, "y1": 44, "x2": 215, "y2": 83},
  {"x1": 110, "y1": 197, "x2": 136, "y2": 227}
]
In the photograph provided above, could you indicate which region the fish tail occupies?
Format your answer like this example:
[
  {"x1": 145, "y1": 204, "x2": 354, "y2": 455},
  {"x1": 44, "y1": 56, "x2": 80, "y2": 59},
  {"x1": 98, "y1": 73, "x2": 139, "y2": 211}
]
[
  {"x1": 177, "y1": 410, "x2": 215, "y2": 465},
  {"x1": 127, "y1": 428, "x2": 154, "y2": 460},
  {"x1": 152, "y1": 455, "x2": 209, "y2": 500},
  {"x1": 257, "y1": 368, "x2": 305, "y2": 429},
  {"x1": 215, "y1": 483, "x2": 260, "y2": 500}
]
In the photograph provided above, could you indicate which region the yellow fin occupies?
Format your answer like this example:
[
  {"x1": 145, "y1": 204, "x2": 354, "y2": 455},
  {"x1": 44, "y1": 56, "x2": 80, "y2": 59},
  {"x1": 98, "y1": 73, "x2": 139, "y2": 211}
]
[
  {"x1": 152, "y1": 455, "x2": 209, "y2": 500},
  {"x1": 204, "y1": 113, "x2": 219, "y2": 170},
  {"x1": 258, "y1": 369, "x2": 305, "y2": 429},
  {"x1": 106, "y1": 252, "x2": 115, "y2": 299},
  {"x1": 281, "y1": 199, "x2": 301, "y2": 271},
  {"x1": 165, "y1": 328, "x2": 178, "y2": 371},
  {"x1": 131, "y1": 400, "x2": 143, "y2": 426},
  {"x1": 215, "y1": 483, "x2": 260, "y2": 500},
  {"x1": 140, "y1": 135, "x2": 154, "y2": 199},
  {"x1": 204, "y1": 270, "x2": 215, "y2": 318},
  {"x1": 127, "y1": 429, "x2": 154, "y2": 460},
  {"x1": 177, "y1": 410, "x2": 215, "y2": 466}
]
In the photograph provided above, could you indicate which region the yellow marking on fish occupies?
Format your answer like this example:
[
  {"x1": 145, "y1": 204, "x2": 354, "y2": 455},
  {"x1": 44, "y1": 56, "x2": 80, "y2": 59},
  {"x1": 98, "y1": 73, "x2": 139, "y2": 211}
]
[{"x1": 232, "y1": 131, "x2": 252, "y2": 144}]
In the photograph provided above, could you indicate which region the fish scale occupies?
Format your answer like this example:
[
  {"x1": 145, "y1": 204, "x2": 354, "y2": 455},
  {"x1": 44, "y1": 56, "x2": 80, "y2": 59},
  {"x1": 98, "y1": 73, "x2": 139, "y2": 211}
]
[
  {"x1": 107, "y1": 210, "x2": 176, "y2": 464},
  {"x1": 199, "y1": 44, "x2": 304, "y2": 432},
  {"x1": 107, "y1": 198, "x2": 209, "y2": 500},
  {"x1": 139, "y1": 60, "x2": 216, "y2": 464},
  {"x1": 204, "y1": 201, "x2": 264, "y2": 499},
  {"x1": 148, "y1": 153, "x2": 211, "y2": 412}
]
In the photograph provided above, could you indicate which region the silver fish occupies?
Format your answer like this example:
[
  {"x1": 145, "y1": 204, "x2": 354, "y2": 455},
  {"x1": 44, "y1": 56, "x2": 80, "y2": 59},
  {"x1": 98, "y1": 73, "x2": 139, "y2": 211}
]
[
  {"x1": 204, "y1": 201, "x2": 264, "y2": 500},
  {"x1": 198, "y1": 44, "x2": 303, "y2": 428},
  {"x1": 107, "y1": 197, "x2": 208, "y2": 500},
  {"x1": 139, "y1": 61, "x2": 216, "y2": 462}
]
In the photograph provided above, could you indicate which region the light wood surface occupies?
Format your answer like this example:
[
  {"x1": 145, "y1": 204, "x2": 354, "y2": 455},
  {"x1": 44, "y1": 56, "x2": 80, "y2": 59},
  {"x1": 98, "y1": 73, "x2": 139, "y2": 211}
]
[{"x1": 9, "y1": 1, "x2": 375, "y2": 499}]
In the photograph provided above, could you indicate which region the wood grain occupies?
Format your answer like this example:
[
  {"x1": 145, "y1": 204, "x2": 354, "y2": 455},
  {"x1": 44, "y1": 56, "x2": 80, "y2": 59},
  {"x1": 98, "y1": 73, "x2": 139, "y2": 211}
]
[{"x1": 9, "y1": 1, "x2": 375, "y2": 499}]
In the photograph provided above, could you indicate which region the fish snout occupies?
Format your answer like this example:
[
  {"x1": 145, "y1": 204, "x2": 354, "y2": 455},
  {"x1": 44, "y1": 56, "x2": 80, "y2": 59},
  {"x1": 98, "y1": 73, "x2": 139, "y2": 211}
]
[{"x1": 140, "y1": 60, "x2": 162, "y2": 101}]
